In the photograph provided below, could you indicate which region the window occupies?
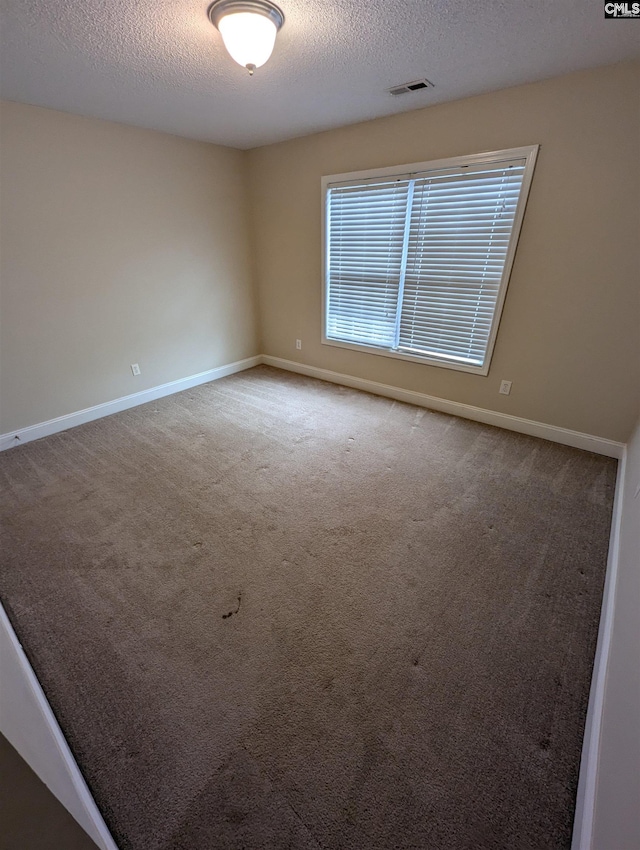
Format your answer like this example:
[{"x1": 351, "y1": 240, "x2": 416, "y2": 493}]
[{"x1": 322, "y1": 146, "x2": 538, "y2": 375}]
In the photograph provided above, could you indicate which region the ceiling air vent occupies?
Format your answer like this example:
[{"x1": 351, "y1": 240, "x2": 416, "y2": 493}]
[{"x1": 387, "y1": 79, "x2": 434, "y2": 96}]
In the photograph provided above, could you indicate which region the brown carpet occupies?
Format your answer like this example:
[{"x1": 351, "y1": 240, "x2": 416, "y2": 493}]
[
  {"x1": 0, "y1": 733, "x2": 98, "y2": 850},
  {"x1": 0, "y1": 366, "x2": 616, "y2": 850}
]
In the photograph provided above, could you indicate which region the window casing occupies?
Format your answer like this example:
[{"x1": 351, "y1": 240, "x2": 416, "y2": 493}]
[{"x1": 322, "y1": 146, "x2": 538, "y2": 376}]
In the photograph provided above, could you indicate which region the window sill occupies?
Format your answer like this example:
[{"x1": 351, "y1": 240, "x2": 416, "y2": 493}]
[{"x1": 321, "y1": 337, "x2": 490, "y2": 376}]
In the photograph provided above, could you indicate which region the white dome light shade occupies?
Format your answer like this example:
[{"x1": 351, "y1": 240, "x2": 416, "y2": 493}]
[
  {"x1": 208, "y1": 0, "x2": 284, "y2": 75},
  {"x1": 218, "y1": 13, "x2": 277, "y2": 70}
]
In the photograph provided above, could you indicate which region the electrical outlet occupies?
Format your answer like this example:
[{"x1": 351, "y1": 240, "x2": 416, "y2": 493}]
[
  {"x1": 131, "y1": 363, "x2": 141, "y2": 376},
  {"x1": 499, "y1": 380, "x2": 512, "y2": 395},
  {"x1": 296, "y1": 339, "x2": 302, "y2": 350}
]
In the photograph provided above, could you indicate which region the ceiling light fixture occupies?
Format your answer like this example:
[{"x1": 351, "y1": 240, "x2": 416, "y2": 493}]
[{"x1": 208, "y1": 0, "x2": 284, "y2": 76}]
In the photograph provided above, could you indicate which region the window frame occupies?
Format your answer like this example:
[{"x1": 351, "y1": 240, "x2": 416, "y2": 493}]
[{"x1": 321, "y1": 145, "x2": 539, "y2": 377}]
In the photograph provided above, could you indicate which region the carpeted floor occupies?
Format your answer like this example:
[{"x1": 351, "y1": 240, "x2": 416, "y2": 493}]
[
  {"x1": 0, "y1": 733, "x2": 98, "y2": 850},
  {"x1": 0, "y1": 366, "x2": 616, "y2": 850}
]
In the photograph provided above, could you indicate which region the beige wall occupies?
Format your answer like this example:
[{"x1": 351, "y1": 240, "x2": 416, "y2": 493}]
[
  {"x1": 592, "y1": 414, "x2": 640, "y2": 849},
  {"x1": 247, "y1": 62, "x2": 640, "y2": 443},
  {"x1": 0, "y1": 100, "x2": 258, "y2": 433},
  {"x1": 2, "y1": 64, "x2": 638, "y2": 440}
]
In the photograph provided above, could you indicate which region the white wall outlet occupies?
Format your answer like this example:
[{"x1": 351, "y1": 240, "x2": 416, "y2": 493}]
[
  {"x1": 499, "y1": 380, "x2": 512, "y2": 395},
  {"x1": 295, "y1": 339, "x2": 302, "y2": 350},
  {"x1": 131, "y1": 363, "x2": 141, "y2": 376}
]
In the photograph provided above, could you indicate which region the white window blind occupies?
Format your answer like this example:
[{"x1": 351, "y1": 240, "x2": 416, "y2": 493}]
[
  {"x1": 326, "y1": 178, "x2": 411, "y2": 348},
  {"x1": 323, "y1": 148, "x2": 537, "y2": 374}
]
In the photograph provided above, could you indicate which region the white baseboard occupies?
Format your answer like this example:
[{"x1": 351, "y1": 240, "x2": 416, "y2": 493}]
[
  {"x1": 1, "y1": 354, "x2": 624, "y2": 459},
  {"x1": 262, "y1": 356, "x2": 625, "y2": 459},
  {"x1": 570, "y1": 445, "x2": 627, "y2": 850},
  {"x1": 0, "y1": 603, "x2": 119, "y2": 850},
  {"x1": 0, "y1": 356, "x2": 261, "y2": 452}
]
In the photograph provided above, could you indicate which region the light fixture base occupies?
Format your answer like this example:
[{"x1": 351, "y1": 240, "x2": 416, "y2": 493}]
[{"x1": 208, "y1": 0, "x2": 285, "y2": 33}]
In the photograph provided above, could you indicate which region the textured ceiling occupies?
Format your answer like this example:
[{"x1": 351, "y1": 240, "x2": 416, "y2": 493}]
[{"x1": 1, "y1": 0, "x2": 638, "y2": 149}]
